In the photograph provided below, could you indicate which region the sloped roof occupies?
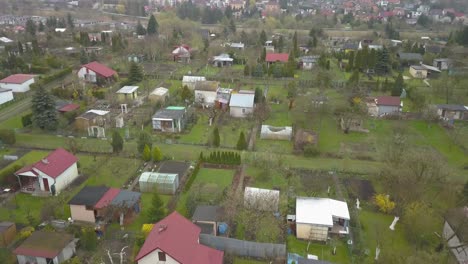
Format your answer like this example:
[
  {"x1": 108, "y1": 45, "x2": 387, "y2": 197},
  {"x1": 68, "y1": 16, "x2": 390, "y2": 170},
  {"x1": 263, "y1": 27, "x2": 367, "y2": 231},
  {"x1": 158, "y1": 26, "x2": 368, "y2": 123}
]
[
  {"x1": 0, "y1": 74, "x2": 35, "y2": 84},
  {"x1": 110, "y1": 190, "x2": 141, "y2": 207},
  {"x1": 13, "y1": 231, "x2": 74, "y2": 259},
  {"x1": 436, "y1": 104, "x2": 467, "y2": 111},
  {"x1": 266, "y1": 53, "x2": 289, "y2": 62},
  {"x1": 58, "y1": 103, "x2": 80, "y2": 113},
  {"x1": 136, "y1": 211, "x2": 224, "y2": 263},
  {"x1": 82, "y1": 61, "x2": 116, "y2": 78},
  {"x1": 229, "y1": 93, "x2": 255, "y2": 108},
  {"x1": 296, "y1": 197, "x2": 350, "y2": 226},
  {"x1": 0, "y1": 87, "x2": 12, "y2": 93},
  {"x1": 16, "y1": 148, "x2": 78, "y2": 179},
  {"x1": 94, "y1": 187, "x2": 120, "y2": 209},
  {"x1": 68, "y1": 186, "x2": 110, "y2": 206},
  {"x1": 376, "y1": 96, "x2": 401, "y2": 107},
  {"x1": 153, "y1": 107, "x2": 186, "y2": 120},
  {"x1": 397, "y1": 52, "x2": 423, "y2": 61},
  {"x1": 117, "y1": 86, "x2": 139, "y2": 94}
]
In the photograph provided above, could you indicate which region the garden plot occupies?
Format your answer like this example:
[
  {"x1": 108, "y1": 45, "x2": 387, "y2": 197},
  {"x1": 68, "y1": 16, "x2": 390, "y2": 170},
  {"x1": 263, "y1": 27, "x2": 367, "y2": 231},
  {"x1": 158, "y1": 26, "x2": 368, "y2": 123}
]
[{"x1": 343, "y1": 178, "x2": 376, "y2": 201}]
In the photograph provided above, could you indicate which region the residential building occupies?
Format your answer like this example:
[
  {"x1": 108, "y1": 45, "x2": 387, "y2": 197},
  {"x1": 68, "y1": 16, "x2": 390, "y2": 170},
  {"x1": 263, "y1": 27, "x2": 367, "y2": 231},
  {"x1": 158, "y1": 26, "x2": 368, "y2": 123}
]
[
  {"x1": 433, "y1": 58, "x2": 452, "y2": 71},
  {"x1": 15, "y1": 148, "x2": 78, "y2": 195},
  {"x1": 229, "y1": 93, "x2": 255, "y2": 118},
  {"x1": 77, "y1": 61, "x2": 117, "y2": 84},
  {"x1": 0, "y1": 74, "x2": 35, "y2": 93},
  {"x1": 368, "y1": 96, "x2": 402, "y2": 117},
  {"x1": 13, "y1": 231, "x2": 76, "y2": 264},
  {"x1": 195, "y1": 81, "x2": 220, "y2": 106},
  {"x1": 116, "y1": 85, "x2": 139, "y2": 102},
  {"x1": 295, "y1": 197, "x2": 350, "y2": 241},
  {"x1": 135, "y1": 211, "x2": 224, "y2": 264},
  {"x1": 397, "y1": 52, "x2": 423, "y2": 66},
  {"x1": 299, "y1": 56, "x2": 319, "y2": 70},
  {"x1": 0, "y1": 88, "x2": 14, "y2": 105},
  {"x1": 172, "y1": 45, "x2": 191, "y2": 63},
  {"x1": 443, "y1": 207, "x2": 468, "y2": 264},
  {"x1": 68, "y1": 186, "x2": 141, "y2": 225},
  {"x1": 75, "y1": 109, "x2": 111, "y2": 138},
  {"x1": 152, "y1": 106, "x2": 187, "y2": 132}
]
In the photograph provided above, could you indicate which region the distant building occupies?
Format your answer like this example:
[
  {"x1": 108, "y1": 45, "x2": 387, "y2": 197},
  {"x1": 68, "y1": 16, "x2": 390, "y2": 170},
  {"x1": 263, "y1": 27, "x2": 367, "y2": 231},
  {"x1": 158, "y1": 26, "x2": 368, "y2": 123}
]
[
  {"x1": 77, "y1": 61, "x2": 116, "y2": 84},
  {"x1": 195, "y1": 81, "x2": 220, "y2": 106},
  {"x1": 265, "y1": 53, "x2": 289, "y2": 67},
  {"x1": 0, "y1": 88, "x2": 14, "y2": 105},
  {"x1": 433, "y1": 58, "x2": 452, "y2": 71},
  {"x1": 229, "y1": 93, "x2": 255, "y2": 118},
  {"x1": 116, "y1": 86, "x2": 139, "y2": 102},
  {"x1": 75, "y1": 109, "x2": 111, "y2": 138},
  {"x1": 409, "y1": 65, "x2": 428, "y2": 79},
  {"x1": 436, "y1": 104, "x2": 467, "y2": 120},
  {"x1": 149, "y1": 87, "x2": 169, "y2": 103},
  {"x1": 0, "y1": 74, "x2": 36, "y2": 93}
]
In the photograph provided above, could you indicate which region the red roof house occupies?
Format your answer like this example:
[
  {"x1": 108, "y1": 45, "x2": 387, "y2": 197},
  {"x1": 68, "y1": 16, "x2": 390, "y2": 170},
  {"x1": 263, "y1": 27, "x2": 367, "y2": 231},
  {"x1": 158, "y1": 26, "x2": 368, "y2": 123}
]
[
  {"x1": 77, "y1": 61, "x2": 117, "y2": 84},
  {"x1": 367, "y1": 96, "x2": 402, "y2": 117},
  {"x1": 136, "y1": 211, "x2": 224, "y2": 264},
  {"x1": 0, "y1": 74, "x2": 36, "y2": 93},
  {"x1": 266, "y1": 53, "x2": 289, "y2": 63},
  {"x1": 376, "y1": 96, "x2": 401, "y2": 107},
  {"x1": 13, "y1": 231, "x2": 76, "y2": 264},
  {"x1": 58, "y1": 103, "x2": 80, "y2": 113},
  {"x1": 15, "y1": 148, "x2": 79, "y2": 195}
]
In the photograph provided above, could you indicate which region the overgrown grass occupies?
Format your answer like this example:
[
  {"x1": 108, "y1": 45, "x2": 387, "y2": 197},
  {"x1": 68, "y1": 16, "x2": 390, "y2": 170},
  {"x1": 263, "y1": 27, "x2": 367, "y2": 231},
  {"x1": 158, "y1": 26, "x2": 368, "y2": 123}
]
[{"x1": 287, "y1": 235, "x2": 351, "y2": 264}]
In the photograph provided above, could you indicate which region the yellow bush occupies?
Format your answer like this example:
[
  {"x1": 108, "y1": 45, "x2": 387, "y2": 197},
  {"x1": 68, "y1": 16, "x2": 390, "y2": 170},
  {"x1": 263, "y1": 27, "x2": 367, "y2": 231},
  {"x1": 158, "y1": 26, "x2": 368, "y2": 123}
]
[
  {"x1": 141, "y1": 224, "x2": 154, "y2": 237},
  {"x1": 18, "y1": 226, "x2": 35, "y2": 240},
  {"x1": 373, "y1": 194, "x2": 396, "y2": 214}
]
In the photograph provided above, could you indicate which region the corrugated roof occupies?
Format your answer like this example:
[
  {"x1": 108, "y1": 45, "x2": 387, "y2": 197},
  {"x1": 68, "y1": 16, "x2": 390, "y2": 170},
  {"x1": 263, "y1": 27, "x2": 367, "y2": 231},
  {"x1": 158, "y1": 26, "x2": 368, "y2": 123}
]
[
  {"x1": 376, "y1": 96, "x2": 401, "y2": 107},
  {"x1": 0, "y1": 74, "x2": 35, "y2": 84},
  {"x1": 296, "y1": 197, "x2": 350, "y2": 226},
  {"x1": 110, "y1": 190, "x2": 141, "y2": 207},
  {"x1": 94, "y1": 188, "x2": 120, "y2": 209},
  {"x1": 153, "y1": 107, "x2": 186, "y2": 120},
  {"x1": 229, "y1": 93, "x2": 255, "y2": 108}
]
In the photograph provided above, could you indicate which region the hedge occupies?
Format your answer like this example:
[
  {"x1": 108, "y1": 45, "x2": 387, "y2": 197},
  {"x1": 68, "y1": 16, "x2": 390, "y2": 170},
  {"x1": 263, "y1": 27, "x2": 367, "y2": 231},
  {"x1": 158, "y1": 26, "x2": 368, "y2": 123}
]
[
  {"x1": 30, "y1": 67, "x2": 72, "y2": 89},
  {"x1": 201, "y1": 151, "x2": 241, "y2": 165},
  {"x1": 184, "y1": 159, "x2": 201, "y2": 193},
  {"x1": 0, "y1": 129, "x2": 16, "y2": 145}
]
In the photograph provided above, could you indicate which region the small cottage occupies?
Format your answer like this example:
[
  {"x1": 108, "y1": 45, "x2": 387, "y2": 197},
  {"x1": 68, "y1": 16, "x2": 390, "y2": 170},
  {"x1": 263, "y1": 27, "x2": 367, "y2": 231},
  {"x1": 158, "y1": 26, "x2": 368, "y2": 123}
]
[
  {"x1": 195, "y1": 81, "x2": 220, "y2": 106},
  {"x1": 152, "y1": 106, "x2": 187, "y2": 133},
  {"x1": 69, "y1": 186, "x2": 141, "y2": 225},
  {"x1": 433, "y1": 58, "x2": 451, "y2": 71},
  {"x1": 212, "y1": 54, "x2": 234, "y2": 67},
  {"x1": 409, "y1": 65, "x2": 428, "y2": 78},
  {"x1": 295, "y1": 197, "x2": 350, "y2": 241},
  {"x1": 75, "y1": 109, "x2": 111, "y2": 138},
  {"x1": 299, "y1": 56, "x2": 319, "y2": 70},
  {"x1": 13, "y1": 231, "x2": 76, "y2": 264},
  {"x1": 77, "y1": 61, "x2": 116, "y2": 84},
  {"x1": 172, "y1": 45, "x2": 191, "y2": 63},
  {"x1": 15, "y1": 148, "x2": 78, "y2": 195},
  {"x1": 436, "y1": 104, "x2": 467, "y2": 120},
  {"x1": 367, "y1": 96, "x2": 402, "y2": 117},
  {"x1": 0, "y1": 74, "x2": 35, "y2": 93},
  {"x1": 116, "y1": 85, "x2": 139, "y2": 102},
  {"x1": 266, "y1": 53, "x2": 289, "y2": 67},
  {"x1": 229, "y1": 93, "x2": 255, "y2": 118},
  {"x1": 149, "y1": 87, "x2": 169, "y2": 103}
]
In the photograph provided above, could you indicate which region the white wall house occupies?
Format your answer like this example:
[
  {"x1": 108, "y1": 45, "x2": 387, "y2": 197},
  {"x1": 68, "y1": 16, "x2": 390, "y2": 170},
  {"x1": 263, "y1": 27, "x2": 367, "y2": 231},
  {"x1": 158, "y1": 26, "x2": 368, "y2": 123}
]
[
  {"x1": 0, "y1": 88, "x2": 14, "y2": 105},
  {"x1": 229, "y1": 93, "x2": 255, "y2": 118},
  {"x1": 15, "y1": 148, "x2": 79, "y2": 195},
  {"x1": 0, "y1": 74, "x2": 35, "y2": 92},
  {"x1": 295, "y1": 197, "x2": 350, "y2": 241},
  {"x1": 77, "y1": 61, "x2": 116, "y2": 84}
]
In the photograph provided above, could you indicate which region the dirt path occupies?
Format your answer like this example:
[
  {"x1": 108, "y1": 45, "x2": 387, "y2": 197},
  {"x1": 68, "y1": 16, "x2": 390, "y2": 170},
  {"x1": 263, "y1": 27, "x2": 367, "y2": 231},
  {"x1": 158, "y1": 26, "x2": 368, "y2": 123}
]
[{"x1": 247, "y1": 122, "x2": 259, "y2": 151}]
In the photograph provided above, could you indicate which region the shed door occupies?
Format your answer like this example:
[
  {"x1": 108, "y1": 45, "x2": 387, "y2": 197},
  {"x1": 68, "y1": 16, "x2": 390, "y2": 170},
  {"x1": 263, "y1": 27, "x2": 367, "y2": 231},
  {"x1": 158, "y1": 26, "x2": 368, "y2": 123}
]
[{"x1": 43, "y1": 179, "x2": 50, "y2": 192}]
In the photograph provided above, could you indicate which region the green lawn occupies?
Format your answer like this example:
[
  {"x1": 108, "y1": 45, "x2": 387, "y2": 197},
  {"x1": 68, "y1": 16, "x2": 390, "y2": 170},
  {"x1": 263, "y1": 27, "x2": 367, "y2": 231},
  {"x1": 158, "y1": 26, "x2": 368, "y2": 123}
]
[
  {"x1": 358, "y1": 209, "x2": 411, "y2": 263},
  {"x1": 127, "y1": 192, "x2": 172, "y2": 231},
  {"x1": 266, "y1": 103, "x2": 293, "y2": 127},
  {"x1": 255, "y1": 138, "x2": 293, "y2": 154},
  {"x1": 176, "y1": 168, "x2": 234, "y2": 217},
  {"x1": 287, "y1": 235, "x2": 351, "y2": 264},
  {"x1": 0, "y1": 114, "x2": 25, "y2": 129},
  {"x1": 83, "y1": 156, "x2": 142, "y2": 188},
  {"x1": 245, "y1": 167, "x2": 287, "y2": 191},
  {"x1": 0, "y1": 193, "x2": 47, "y2": 225},
  {"x1": 233, "y1": 258, "x2": 268, "y2": 264}
]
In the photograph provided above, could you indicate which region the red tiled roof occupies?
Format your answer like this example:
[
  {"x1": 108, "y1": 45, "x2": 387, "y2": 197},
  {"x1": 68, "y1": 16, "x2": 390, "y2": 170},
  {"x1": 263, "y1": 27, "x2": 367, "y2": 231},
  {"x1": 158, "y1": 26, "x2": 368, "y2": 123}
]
[
  {"x1": 0, "y1": 74, "x2": 35, "y2": 84},
  {"x1": 136, "y1": 212, "x2": 224, "y2": 264},
  {"x1": 266, "y1": 53, "x2": 289, "y2": 63},
  {"x1": 59, "y1": 103, "x2": 80, "y2": 113},
  {"x1": 16, "y1": 148, "x2": 78, "y2": 179},
  {"x1": 94, "y1": 188, "x2": 121, "y2": 209},
  {"x1": 376, "y1": 96, "x2": 401, "y2": 106},
  {"x1": 82, "y1": 61, "x2": 116, "y2": 78}
]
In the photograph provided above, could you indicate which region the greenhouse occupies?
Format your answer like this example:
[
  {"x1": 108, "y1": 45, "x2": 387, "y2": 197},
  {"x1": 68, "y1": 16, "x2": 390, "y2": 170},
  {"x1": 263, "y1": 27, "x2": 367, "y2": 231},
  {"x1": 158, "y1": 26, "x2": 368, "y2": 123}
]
[{"x1": 139, "y1": 172, "x2": 179, "y2": 194}]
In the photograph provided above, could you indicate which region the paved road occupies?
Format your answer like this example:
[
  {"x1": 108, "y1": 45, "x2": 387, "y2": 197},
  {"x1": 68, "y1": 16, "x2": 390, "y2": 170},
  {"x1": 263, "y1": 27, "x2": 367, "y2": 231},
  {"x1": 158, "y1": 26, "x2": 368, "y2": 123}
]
[{"x1": 0, "y1": 97, "x2": 32, "y2": 123}]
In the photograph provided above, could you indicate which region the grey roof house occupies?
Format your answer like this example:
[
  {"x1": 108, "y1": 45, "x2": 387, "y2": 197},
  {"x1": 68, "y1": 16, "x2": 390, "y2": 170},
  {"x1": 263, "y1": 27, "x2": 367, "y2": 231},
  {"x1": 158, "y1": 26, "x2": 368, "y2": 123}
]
[
  {"x1": 229, "y1": 93, "x2": 255, "y2": 118},
  {"x1": 152, "y1": 106, "x2": 187, "y2": 133}
]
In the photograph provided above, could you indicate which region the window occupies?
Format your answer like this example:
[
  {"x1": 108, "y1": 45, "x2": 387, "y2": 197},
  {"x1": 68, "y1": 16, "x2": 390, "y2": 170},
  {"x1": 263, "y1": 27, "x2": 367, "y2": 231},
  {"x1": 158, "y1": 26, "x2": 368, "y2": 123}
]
[
  {"x1": 158, "y1": 251, "x2": 166, "y2": 261},
  {"x1": 242, "y1": 108, "x2": 246, "y2": 113},
  {"x1": 85, "y1": 205, "x2": 93, "y2": 210}
]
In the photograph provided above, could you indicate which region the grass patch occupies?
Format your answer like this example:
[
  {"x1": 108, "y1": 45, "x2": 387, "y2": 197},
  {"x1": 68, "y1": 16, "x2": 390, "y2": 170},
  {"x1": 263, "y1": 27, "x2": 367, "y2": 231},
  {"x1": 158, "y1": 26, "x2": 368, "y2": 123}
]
[
  {"x1": 0, "y1": 193, "x2": 47, "y2": 225},
  {"x1": 287, "y1": 235, "x2": 351, "y2": 264},
  {"x1": 178, "y1": 114, "x2": 211, "y2": 145},
  {"x1": 84, "y1": 156, "x2": 142, "y2": 188},
  {"x1": 245, "y1": 166, "x2": 287, "y2": 191},
  {"x1": 127, "y1": 192, "x2": 172, "y2": 231},
  {"x1": 176, "y1": 168, "x2": 234, "y2": 217},
  {"x1": 233, "y1": 258, "x2": 269, "y2": 264},
  {"x1": 255, "y1": 138, "x2": 293, "y2": 154},
  {"x1": 0, "y1": 114, "x2": 24, "y2": 129}
]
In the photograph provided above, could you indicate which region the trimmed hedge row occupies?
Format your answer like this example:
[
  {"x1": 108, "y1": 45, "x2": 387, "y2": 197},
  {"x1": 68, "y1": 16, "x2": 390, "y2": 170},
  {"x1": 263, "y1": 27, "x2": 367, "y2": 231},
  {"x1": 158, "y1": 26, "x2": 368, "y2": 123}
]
[
  {"x1": 184, "y1": 159, "x2": 201, "y2": 193},
  {"x1": 30, "y1": 67, "x2": 72, "y2": 89},
  {"x1": 200, "y1": 151, "x2": 241, "y2": 165}
]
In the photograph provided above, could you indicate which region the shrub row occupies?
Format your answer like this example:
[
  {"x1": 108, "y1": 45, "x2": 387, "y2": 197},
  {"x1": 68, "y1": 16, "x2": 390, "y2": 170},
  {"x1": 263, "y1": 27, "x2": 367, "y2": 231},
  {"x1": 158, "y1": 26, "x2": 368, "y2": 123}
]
[
  {"x1": 0, "y1": 129, "x2": 16, "y2": 145},
  {"x1": 200, "y1": 151, "x2": 241, "y2": 165},
  {"x1": 184, "y1": 159, "x2": 201, "y2": 193},
  {"x1": 30, "y1": 67, "x2": 72, "y2": 89}
]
